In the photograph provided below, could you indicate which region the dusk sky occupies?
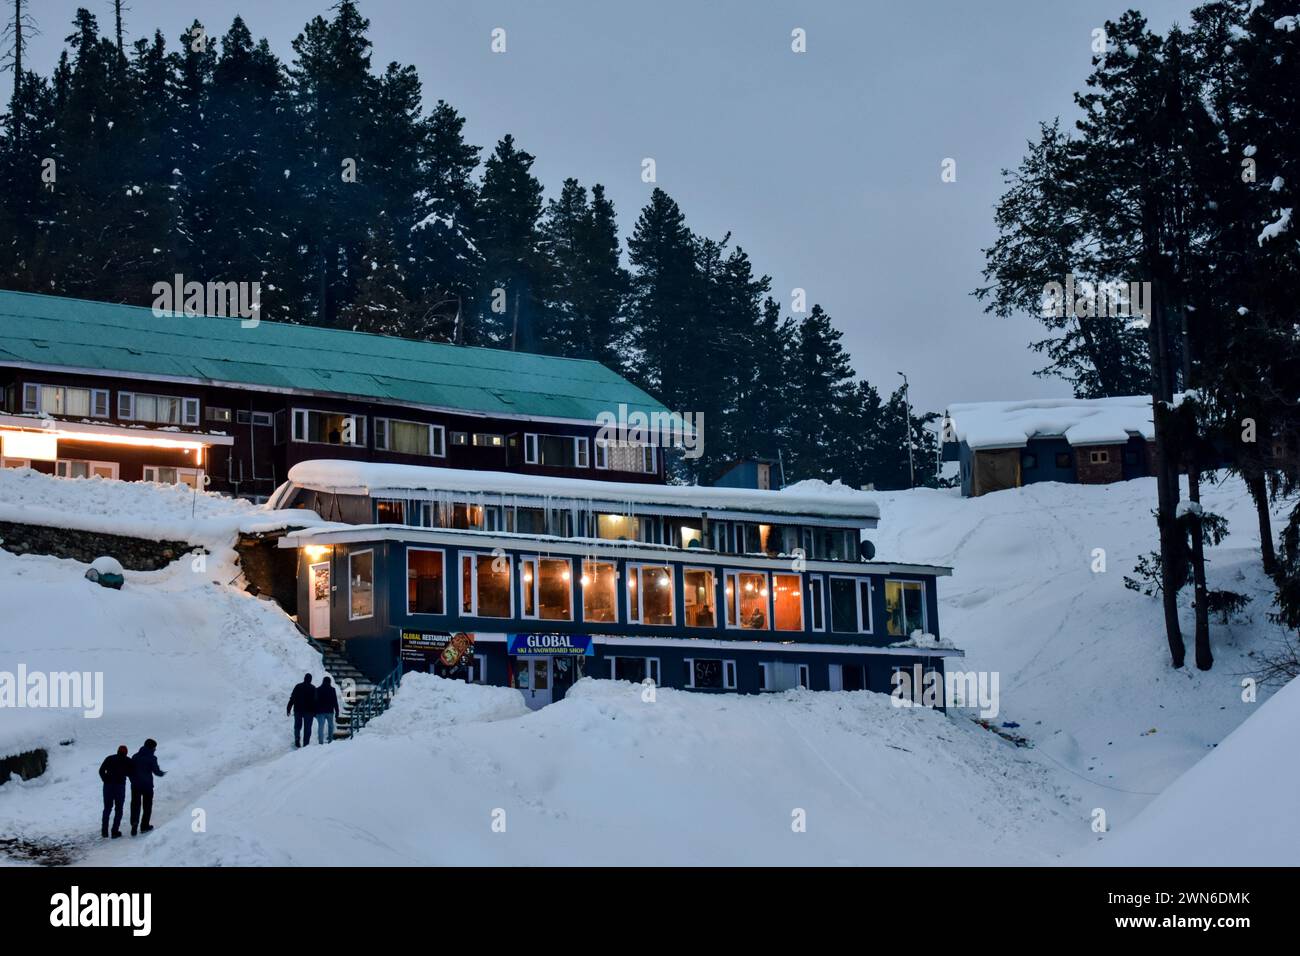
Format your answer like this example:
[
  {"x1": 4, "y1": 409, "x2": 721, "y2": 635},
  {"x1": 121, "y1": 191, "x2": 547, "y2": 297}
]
[{"x1": 11, "y1": 0, "x2": 1200, "y2": 412}]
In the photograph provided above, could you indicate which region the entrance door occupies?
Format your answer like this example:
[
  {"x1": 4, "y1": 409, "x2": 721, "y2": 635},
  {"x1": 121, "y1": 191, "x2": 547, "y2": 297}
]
[
  {"x1": 512, "y1": 656, "x2": 553, "y2": 710},
  {"x1": 308, "y1": 562, "x2": 331, "y2": 638}
]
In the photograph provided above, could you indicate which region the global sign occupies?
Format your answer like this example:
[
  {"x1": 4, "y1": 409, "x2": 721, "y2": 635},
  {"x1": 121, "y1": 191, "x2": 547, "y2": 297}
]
[{"x1": 507, "y1": 633, "x2": 594, "y2": 657}]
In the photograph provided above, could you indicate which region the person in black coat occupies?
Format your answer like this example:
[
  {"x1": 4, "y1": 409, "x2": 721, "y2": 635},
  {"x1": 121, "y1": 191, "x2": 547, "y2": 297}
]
[
  {"x1": 98, "y1": 745, "x2": 132, "y2": 838},
  {"x1": 128, "y1": 739, "x2": 166, "y2": 836},
  {"x1": 287, "y1": 674, "x2": 316, "y2": 747},
  {"x1": 314, "y1": 676, "x2": 341, "y2": 744}
]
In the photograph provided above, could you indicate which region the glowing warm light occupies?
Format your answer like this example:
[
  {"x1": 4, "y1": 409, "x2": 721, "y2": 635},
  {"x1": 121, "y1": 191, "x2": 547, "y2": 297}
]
[
  {"x1": 561, "y1": 569, "x2": 571, "y2": 581},
  {"x1": 760, "y1": 588, "x2": 769, "y2": 597},
  {"x1": 523, "y1": 570, "x2": 533, "y2": 582},
  {"x1": 304, "y1": 545, "x2": 330, "y2": 561},
  {"x1": 629, "y1": 576, "x2": 636, "y2": 588},
  {"x1": 725, "y1": 586, "x2": 733, "y2": 596},
  {"x1": 580, "y1": 575, "x2": 591, "y2": 587},
  {"x1": 744, "y1": 582, "x2": 754, "y2": 592},
  {"x1": 658, "y1": 576, "x2": 669, "y2": 588},
  {"x1": 1, "y1": 430, "x2": 56, "y2": 461}
]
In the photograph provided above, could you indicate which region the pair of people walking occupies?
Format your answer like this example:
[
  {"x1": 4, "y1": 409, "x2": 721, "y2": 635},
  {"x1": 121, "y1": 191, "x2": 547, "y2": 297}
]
[
  {"x1": 286, "y1": 673, "x2": 341, "y2": 747},
  {"x1": 97, "y1": 739, "x2": 165, "y2": 838}
]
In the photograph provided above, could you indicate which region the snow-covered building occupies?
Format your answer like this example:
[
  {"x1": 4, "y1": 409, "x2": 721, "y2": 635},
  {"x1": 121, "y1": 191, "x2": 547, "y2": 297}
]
[
  {"x1": 0, "y1": 290, "x2": 668, "y2": 498},
  {"x1": 270, "y1": 460, "x2": 961, "y2": 706},
  {"x1": 941, "y1": 396, "x2": 1157, "y2": 497}
]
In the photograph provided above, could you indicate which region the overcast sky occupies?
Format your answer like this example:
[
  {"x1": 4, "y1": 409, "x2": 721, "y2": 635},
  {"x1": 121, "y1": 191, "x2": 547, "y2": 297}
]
[{"x1": 10, "y1": 0, "x2": 1200, "y2": 413}]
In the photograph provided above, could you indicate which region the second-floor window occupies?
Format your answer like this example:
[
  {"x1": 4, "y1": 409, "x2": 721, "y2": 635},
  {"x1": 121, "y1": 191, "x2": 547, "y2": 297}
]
[
  {"x1": 524, "y1": 433, "x2": 589, "y2": 468},
  {"x1": 459, "y1": 551, "x2": 512, "y2": 618},
  {"x1": 725, "y1": 570, "x2": 769, "y2": 630},
  {"x1": 521, "y1": 556, "x2": 574, "y2": 621},
  {"x1": 594, "y1": 440, "x2": 656, "y2": 474},
  {"x1": 291, "y1": 409, "x2": 365, "y2": 446},
  {"x1": 627, "y1": 564, "x2": 674, "y2": 625},
  {"x1": 375, "y1": 418, "x2": 445, "y2": 457},
  {"x1": 22, "y1": 384, "x2": 110, "y2": 419},
  {"x1": 581, "y1": 561, "x2": 619, "y2": 623},
  {"x1": 119, "y1": 392, "x2": 200, "y2": 426}
]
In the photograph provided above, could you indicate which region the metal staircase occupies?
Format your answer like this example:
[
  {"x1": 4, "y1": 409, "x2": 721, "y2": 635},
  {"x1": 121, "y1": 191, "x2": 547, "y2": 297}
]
[{"x1": 302, "y1": 636, "x2": 381, "y2": 740}]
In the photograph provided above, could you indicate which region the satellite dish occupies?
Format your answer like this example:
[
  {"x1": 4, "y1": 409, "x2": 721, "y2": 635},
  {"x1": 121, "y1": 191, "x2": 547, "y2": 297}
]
[{"x1": 859, "y1": 539, "x2": 876, "y2": 561}]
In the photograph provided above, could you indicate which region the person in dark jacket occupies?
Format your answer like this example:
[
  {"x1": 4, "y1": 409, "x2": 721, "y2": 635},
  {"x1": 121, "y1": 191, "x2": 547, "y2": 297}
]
[
  {"x1": 98, "y1": 745, "x2": 132, "y2": 838},
  {"x1": 128, "y1": 738, "x2": 166, "y2": 835},
  {"x1": 287, "y1": 674, "x2": 316, "y2": 747},
  {"x1": 314, "y1": 676, "x2": 341, "y2": 744}
]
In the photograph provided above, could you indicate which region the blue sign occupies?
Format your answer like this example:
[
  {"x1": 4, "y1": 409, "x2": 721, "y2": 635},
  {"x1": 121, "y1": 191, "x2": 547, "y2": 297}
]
[{"x1": 507, "y1": 633, "x2": 594, "y2": 657}]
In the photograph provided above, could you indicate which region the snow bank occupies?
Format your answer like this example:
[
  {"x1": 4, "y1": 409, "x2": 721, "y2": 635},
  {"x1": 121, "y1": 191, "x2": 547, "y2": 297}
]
[
  {"x1": 944, "y1": 396, "x2": 1154, "y2": 450},
  {"x1": 364, "y1": 673, "x2": 529, "y2": 733},
  {"x1": 1082, "y1": 676, "x2": 1300, "y2": 865},
  {"x1": 0, "y1": 544, "x2": 321, "y2": 858},
  {"x1": 118, "y1": 678, "x2": 1076, "y2": 866},
  {"x1": 0, "y1": 466, "x2": 325, "y2": 551},
  {"x1": 871, "y1": 473, "x2": 1291, "y2": 834}
]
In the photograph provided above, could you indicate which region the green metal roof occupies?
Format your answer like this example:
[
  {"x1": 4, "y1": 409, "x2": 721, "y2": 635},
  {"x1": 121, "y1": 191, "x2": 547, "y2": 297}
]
[{"x1": 0, "y1": 290, "x2": 668, "y2": 423}]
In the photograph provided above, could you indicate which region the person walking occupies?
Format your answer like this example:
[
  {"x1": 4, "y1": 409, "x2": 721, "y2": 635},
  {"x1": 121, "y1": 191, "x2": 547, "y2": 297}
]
[
  {"x1": 128, "y1": 738, "x2": 166, "y2": 835},
  {"x1": 98, "y1": 745, "x2": 131, "y2": 838},
  {"x1": 315, "y1": 675, "x2": 340, "y2": 744},
  {"x1": 287, "y1": 673, "x2": 316, "y2": 747}
]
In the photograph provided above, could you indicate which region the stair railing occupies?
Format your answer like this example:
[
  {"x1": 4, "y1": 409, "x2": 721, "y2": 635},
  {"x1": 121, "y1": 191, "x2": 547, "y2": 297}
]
[{"x1": 348, "y1": 663, "x2": 403, "y2": 738}]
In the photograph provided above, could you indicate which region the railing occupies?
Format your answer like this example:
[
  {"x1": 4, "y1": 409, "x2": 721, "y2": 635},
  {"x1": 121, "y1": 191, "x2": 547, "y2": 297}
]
[{"x1": 348, "y1": 663, "x2": 403, "y2": 738}]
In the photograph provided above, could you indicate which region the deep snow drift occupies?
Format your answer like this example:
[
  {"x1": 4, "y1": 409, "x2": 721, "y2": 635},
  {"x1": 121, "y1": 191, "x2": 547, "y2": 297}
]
[
  {"x1": 116, "y1": 674, "x2": 1078, "y2": 866},
  {"x1": 871, "y1": 473, "x2": 1293, "y2": 846}
]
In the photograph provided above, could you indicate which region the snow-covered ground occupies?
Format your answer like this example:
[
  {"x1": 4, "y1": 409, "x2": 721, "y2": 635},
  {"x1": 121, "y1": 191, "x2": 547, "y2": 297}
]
[
  {"x1": 871, "y1": 473, "x2": 1294, "y2": 854},
  {"x1": 1, "y1": 467, "x2": 1295, "y2": 865}
]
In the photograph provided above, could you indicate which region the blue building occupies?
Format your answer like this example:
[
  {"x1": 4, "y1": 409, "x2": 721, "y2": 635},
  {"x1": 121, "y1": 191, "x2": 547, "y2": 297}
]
[{"x1": 272, "y1": 461, "x2": 961, "y2": 708}]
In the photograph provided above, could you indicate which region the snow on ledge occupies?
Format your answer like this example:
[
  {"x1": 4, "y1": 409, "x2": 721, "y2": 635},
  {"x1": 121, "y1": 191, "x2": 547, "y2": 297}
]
[
  {"x1": 285, "y1": 461, "x2": 881, "y2": 523},
  {"x1": 944, "y1": 396, "x2": 1154, "y2": 450}
]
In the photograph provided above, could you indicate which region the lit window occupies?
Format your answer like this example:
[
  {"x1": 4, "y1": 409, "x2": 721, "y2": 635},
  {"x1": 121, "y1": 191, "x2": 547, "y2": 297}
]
[
  {"x1": 407, "y1": 548, "x2": 445, "y2": 615},
  {"x1": 773, "y1": 573, "x2": 803, "y2": 631},
  {"x1": 520, "y1": 556, "x2": 573, "y2": 621},
  {"x1": 725, "y1": 570, "x2": 769, "y2": 629},
  {"x1": 581, "y1": 561, "x2": 619, "y2": 623},
  {"x1": 683, "y1": 568, "x2": 716, "y2": 627},
  {"x1": 885, "y1": 580, "x2": 925, "y2": 637},
  {"x1": 349, "y1": 550, "x2": 374, "y2": 620},
  {"x1": 291, "y1": 408, "x2": 365, "y2": 446},
  {"x1": 460, "y1": 552, "x2": 511, "y2": 618},
  {"x1": 627, "y1": 565, "x2": 673, "y2": 625}
]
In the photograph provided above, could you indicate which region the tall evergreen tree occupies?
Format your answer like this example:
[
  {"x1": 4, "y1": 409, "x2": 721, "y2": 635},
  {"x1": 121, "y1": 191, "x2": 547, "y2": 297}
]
[{"x1": 476, "y1": 134, "x2": 545, "y2": 348}]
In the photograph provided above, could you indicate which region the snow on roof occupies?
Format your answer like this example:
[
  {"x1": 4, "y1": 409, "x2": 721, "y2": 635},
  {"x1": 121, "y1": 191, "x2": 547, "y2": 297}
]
[
  {"x1": 285, "y1": 460, "x2": 881, "y2": 524},
  {"x1": 943, "y1": 396, "x2": 1154, "y2": 451}
]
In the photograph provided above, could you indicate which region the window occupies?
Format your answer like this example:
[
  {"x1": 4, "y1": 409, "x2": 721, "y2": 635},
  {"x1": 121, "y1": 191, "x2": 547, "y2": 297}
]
[
  {"x1": 595, "y1": 513, "x2": 640, "y2": 541},
  {"x1": 207, "y1": 407, "x2": 233, "y2": 423},
  {"x1": 684, "y1": 658, "x2": 737, "y2": 690},
  {"x1": 807, "y1": 575, "x2": 826, "y2": 632},
  {"x1": 472, "y1": 432, "x2": 503, "y2": 448},
  {"x1": 524, "y1": 433, "x2": 589, "y2": 468},
  {"x1": 581, "y1": 561, "x2": 619, "y2": 623},
  {"x1": 407, "y1": 548, "x2": 445, "y2": 615},
  {"x1": 609, "y1": 657, "x2": 661, "y2": 685},
  {"x1": 55, "y1": 459, "x2": 118, "y2": 480},
  {"x1": 772, "y1": 573, "x2": 803, "y2": 631},
  {"x1": 459, "y1": 552, "x2": 512, "y2": 618},
  {"x1": 725, "y1": 570, "x2": 769, "y2": 630},
  {"x1": 348, "y1": 550, "x2": 374, "y2": 620},
  {"x1": 376, "y1": 499, "x2": 405, "y2": 524},
  {"x1": 520, "y1": 556, "x2": 574, "y2": 621},
  {"x1": 683, "y1": 568, "x2": 716, "y2": 627},
  {"x1": 885, "y1": 580, "x2": 925, "y2": 638},
  {"x1": 1054, "y1": 452, "x2": 1071, "y2": 469},
  {"x1": 627, "y1": 564, "x2": 674, "y2": 625},
  {"x1": 828, "y1": 663, "x2": 868, "y2": 692},
  {"x1": 760, "y1": 662, "x2": 810, "y2": 692},
  {"x1": 142, "y1": 465, "x2": 204, "y2": 488},
  {"x1": 595, "y1": 440, "x2": 656, "y2": 474},
  {"x1": 1089, "y1": 449, "x2": 1110, "y2": 465},
  {"x1": 375, "y1": 418, "x2": 445, "y2": 457},
  {"x1": 291, "y1": 408, "x2": 365, "y2": 446},
  {"x1": 237, "y1": 409, "x2": 274, "y2": 427},
  {"x1": 119, "y1": 392, "x2": 199, "y2": 426},
  {"x1": 22, "y1": 384, "x2": 110, "y2": 419},
  {"x1": 450, "y1": 431, "x2": 468, "y2": 446},
  {"x1": 1022, "y1": 453, "x2": 1037, "y2": 469},
  {"x1": 1, "y1": 458, "x2": 31, "y2": 469},
  {"x1": 829, "y1": 576, "x2": 872, "y2": 633}
]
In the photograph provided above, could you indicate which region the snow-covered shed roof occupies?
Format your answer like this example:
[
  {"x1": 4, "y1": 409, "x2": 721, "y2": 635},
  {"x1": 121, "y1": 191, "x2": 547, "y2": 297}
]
[
  {"x1": 944, "y1": 396, "x2": 1154, "y2": 451},
  {"x1": 281, "y1": 460, "x2": 881, "y2": 525}
]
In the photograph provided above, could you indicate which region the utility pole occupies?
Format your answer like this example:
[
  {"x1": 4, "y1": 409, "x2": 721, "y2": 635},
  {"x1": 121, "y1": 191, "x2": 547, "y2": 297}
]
[{"x1": 898, "y1": 371, "x2": 915, "y2": 489}]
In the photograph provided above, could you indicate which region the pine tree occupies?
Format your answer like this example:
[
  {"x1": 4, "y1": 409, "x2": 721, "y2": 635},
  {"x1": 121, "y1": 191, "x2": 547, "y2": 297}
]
[{"x1": 476, "y1": 134, "x2": 545, "y2": 348}]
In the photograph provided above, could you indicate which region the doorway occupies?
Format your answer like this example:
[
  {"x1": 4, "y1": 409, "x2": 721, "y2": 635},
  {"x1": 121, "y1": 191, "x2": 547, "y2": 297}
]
[
  {"x1": 512, "y1": 656, "x2": 552, "y2": 710},
  {"x1": 308, "y1": 561, "x2": 331, "y2": 638}
]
